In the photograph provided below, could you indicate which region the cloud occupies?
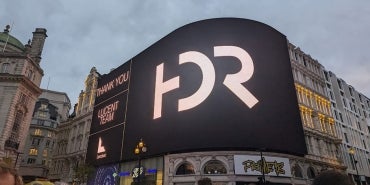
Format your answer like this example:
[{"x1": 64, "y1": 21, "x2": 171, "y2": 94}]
[{"x1": 1, "y1": 0, "x2": 370, "y2": 104}]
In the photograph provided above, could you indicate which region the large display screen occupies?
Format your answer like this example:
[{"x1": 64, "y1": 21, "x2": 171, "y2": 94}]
[{"x1": 86, "y1": 18, "x2": 307, "y2": 165}]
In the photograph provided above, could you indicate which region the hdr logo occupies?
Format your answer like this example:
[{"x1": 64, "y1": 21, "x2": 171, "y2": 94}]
[{"x1": 153, "y1": 46, "x2": 259, "y2": 119}]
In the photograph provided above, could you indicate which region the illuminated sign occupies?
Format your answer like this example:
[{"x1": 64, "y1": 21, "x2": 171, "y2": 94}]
[
  {"x1": 131, "y1": 166, "x2": 145, "y2": 179},
  {"x1": 87, "y1": 164, "x2": 118, "y2": 185},
  {"x1": 97, "y1": 137, "x2": 106, "y2": 159},
  {"x1": 234, "y1": 155, "x2": 292, "y2": 177},
  {"x1": 87, "y1": 18, "x2": 307, "y2": 165}
]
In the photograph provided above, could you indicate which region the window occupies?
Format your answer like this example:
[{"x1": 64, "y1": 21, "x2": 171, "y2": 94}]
[
  {"x1": 357, "y1": 122, "x2": 362, "y2": 130},
  {"x1": 29, "y1": 148, "x2": 38, "y2": 155},
  {"x1": 339, "y1": 113, "x2": 343, "y2": 122},
  {"x1": 45, "y1": 140, "x2": 50, "y2": 147},
  {"x1": 1, "y1": 63, "x2": 10, "y2": 73},
  {"x1": 27, "y1": 70, "x2": 34, "y2": 80},
  {"x1": 34, "y1": 129, "x2": 42, "y2": 136},
  {"x1": 37, "y1": 120, "x2": 45, "y2": 125},
  {"x1": 43, "y1": 149, "x2": 48, "y2": 157},
  {"x1": 176, "y1": 162, "x2": 195, "y2": 175},
  {"x1": 32, "y1": 138, "x2": 41, "y2": 145},
  {"x1": 324, "y1": 71, "x2": 329, "y2": 81},
  {"x1": 292, "y1": 165, "x2": 303, "y2": 178},
  {"x1": 203, "y1": 160, "x2": 227, "y2": 174},
  {"x1": 363, "y1": 140, "x2": 367, "y2": 149},
  {"x1": 19, "y1": 93, "x2": 29, "y2": 105},
  {"x1": 27, "y1": 158, "x2": 36, "y2": 164},
  {"x1": 11, "y1": 111, "x2": 23, "y2": 135},
  {"x1": 337, "y1": 79, "x2": 343, "y2": 89},
  {"x1": 344, "y1": 133, "x2": 349, "y2": 143},
  {"x1": 38, "y1": 111, "x2": 47, "y2": 118},
  {"x1": 329, "y1": 91, "x2": 334, "y2": 100},
  {"x1": 307, "y1": 166, "x2": 316, "y2": 179}
]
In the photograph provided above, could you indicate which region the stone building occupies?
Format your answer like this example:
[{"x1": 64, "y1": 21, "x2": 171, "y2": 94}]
[
  {"x1": 48, "y1": 67, "x2": 99, "y2": 183},
  {"x1": 323, "y1": 70, "x2": 370, "y2": 184},
  {"x1": 288, "y1": 43, "x2": 345, "y2": 180},
  {"x1": 18, "y1": 89, "x2": 70, "y2": 182},
  {"x1": 0, "y1": 25, "x2": 47, "y2": 166}
]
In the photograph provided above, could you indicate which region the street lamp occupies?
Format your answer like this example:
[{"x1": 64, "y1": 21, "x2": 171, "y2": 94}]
[
  {"x1": 349, "y1": 147, "x2": 360, "y2": 185},
  {"x1": 134, "y1": 138, "x2": 147, "y2": 184}
]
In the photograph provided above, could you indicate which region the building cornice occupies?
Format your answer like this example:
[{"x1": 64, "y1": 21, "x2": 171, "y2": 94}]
[{"x1": 0, "y1": 73, "x2": 42, "y2": 96}]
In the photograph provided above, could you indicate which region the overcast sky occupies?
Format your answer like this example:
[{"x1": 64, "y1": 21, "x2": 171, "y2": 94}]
[{"x1": 1, "y1": 0, "x2": 369, "y2": 106}]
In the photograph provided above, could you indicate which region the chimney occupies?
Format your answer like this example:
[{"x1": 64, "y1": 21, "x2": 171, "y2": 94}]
[{"x1": 30, "y1": 28, "x2": 47, "y2": 64}]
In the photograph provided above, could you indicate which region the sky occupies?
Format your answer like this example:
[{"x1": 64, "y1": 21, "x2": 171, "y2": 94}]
[{"x1": 1, "y1": 0, "x2": 370, "y2": 106}]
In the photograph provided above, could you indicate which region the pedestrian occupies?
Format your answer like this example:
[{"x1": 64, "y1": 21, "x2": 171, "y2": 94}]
[{"x1": 0, "y1": 161, "x2": 23, "y2": 185}]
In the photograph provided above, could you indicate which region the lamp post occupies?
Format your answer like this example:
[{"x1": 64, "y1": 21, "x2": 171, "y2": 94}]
[
  {"x1": 134, "y1": 138, "x2": 147, "y2": 185},
  {"x1": 349, "y1": 148, "x2": 360, "y2": 185}
]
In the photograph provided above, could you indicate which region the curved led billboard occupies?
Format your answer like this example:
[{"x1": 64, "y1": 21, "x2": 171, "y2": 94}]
[{"x1": 86, "y1": 18, "x2": 307, "y2": 166}]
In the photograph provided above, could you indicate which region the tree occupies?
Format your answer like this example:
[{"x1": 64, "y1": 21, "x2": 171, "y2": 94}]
[{"x1": 74, "y1": 163, "x2": 95, "y2": 184}]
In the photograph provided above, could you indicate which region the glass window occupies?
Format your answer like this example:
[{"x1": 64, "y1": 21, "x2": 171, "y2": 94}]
[
  {"x1": 292, "y1": 165, "x2": 303, "y2": 178},
  {"x1": 203, "y1": 160, "x2": 227, "y2": 174},
  {"x1": 27, "y1": 158, "x2": 36, "y2": 164},
  {"x1": 32, "y1": 138, "x2": 41, "y2": 145},
  {"x1": 43, "y1": 149, "x2": 48, "y2": 157},
  {"x1": 34, "y1": 129, "x2": 42, "y2": 136},
  {"x1": 29, "y1": 148, "x2": 38, "y2": 155},
  {"x1": 176, "y1": 162, "x2": 195, "y2": 175},
  {"x1": 38, "y1": 111, "x2": 47, "y2": 118}
]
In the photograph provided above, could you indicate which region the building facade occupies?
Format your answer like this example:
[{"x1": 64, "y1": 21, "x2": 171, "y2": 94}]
[
  {"x1": 323, "y1": 70, "x2": 370, "y2": 184},
  {"x1": 18, "y1": 89, "x2": 70, "y2": 182},
  {"x1": 48, "y1": 67, "x2": 99, "y2": 183},
  {"x1": 85, "y1": 19, "x2": 368, "y2": 185},
  {"x1": 0, "y1": 25, "x2": 47, "y2": 166}
]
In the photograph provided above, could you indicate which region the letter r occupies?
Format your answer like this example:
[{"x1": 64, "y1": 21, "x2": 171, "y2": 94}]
[{"x1": 214, "y1": 46, "x2": 258, "y2": 108}]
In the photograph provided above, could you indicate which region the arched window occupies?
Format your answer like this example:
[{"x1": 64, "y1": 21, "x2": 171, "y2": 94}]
[
  {"x1": 203, "y1": 160, "x2": 227, "y2": 174},
  {"x1": 307, "y1": 166, "x2": 316, "y2": 179},
  {"x1": 176, "y1": 162, "x2": 195, "y2": 175},
  {"x1": 292, "y1": 164, "x2": 303, "y2": 178}
]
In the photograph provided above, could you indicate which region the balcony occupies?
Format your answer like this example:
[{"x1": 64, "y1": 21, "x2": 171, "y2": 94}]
[{"x1": 5, "y1": 139, "x2": 19, "y2": 150}]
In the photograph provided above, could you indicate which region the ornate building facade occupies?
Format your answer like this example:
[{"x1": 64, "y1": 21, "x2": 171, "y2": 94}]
[
  {"x1": 18, "y1": 89, "x2": 70, "y2": 182},
  {"x1": 288, "y1": 43, "x2": 345, "y2": 178},
  {"x1": 48, "y1": 67, "x2": 99, "y2": 183},
  {"x1": 0, "y1": 25, "x2": 47, "y2": 166},
  {"x1": 323, "y1": 70, "x2": 370, "y2": 184}
]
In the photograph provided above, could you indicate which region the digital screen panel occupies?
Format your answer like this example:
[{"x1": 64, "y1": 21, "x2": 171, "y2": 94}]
[
  {"x1": 86, "y1": 62, "x2": 131, "y2": 165},
  {"x1": 87, "y1": 163, "x2": 119, "y2": 185},
  {"x1": 87, "y1": 18, "x2": 307, "y2": 165},
  {"x1": 87, "y1": 124, "x2": 125, "y2": 165},
  {"x1": 90, "y1": 92, "x2": 128, "y2": 134}
]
